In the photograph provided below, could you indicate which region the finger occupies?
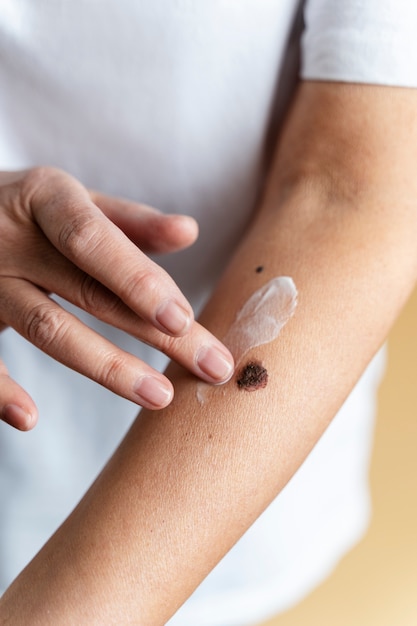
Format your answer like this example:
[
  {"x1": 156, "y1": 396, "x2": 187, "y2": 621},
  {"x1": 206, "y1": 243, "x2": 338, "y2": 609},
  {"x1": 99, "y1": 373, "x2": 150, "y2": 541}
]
[
  {"x1": 14, "y1": 248, "x2": 235, "y2": 384},
  {"x1": 0, "y1": 278, "x2": 174, "y2": 410},
  {"x1": 0, "y1": 361, "x2": 38, "y2": 430},
  {"x1": 68, "y1": 288, "x2": 235, "y2": 385},
  {"x1": 120, "y1": 317, "x2": 236, "y2": 385},
  {"x1": 29, "y1": 168, "x2": 194, "y2": 337},
  {"x1": 90, "y1": 191, "x2": 199, "y2": 254}
]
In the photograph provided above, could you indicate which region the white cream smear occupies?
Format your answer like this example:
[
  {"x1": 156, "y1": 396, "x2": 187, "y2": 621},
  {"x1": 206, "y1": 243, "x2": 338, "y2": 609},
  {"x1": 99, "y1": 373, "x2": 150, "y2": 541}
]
[{"x1": 197, "y1": 276, "x2": 298, "y2": 403}]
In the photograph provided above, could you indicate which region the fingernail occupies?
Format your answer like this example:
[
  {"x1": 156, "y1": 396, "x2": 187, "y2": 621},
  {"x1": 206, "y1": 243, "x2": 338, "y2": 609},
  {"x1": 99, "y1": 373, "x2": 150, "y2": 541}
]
[
  {"x1": 155, "y1": 300, "x2": 192, "y2": 336},
  {"x1": 2, "y1": 404, "x2": 33, "y2": 430},
  {"x1": 196, "y1": 345, "x2": 234, "y2": 383},
  {"x1": 134, "y1": 376, "x2": 173, "y2": 408}
]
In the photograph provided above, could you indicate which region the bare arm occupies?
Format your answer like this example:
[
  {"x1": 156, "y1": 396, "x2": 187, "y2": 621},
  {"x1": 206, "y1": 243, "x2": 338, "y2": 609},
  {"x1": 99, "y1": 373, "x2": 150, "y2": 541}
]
[{"x1": 2, "y1": 82, "x2": 417, "y2": 625}]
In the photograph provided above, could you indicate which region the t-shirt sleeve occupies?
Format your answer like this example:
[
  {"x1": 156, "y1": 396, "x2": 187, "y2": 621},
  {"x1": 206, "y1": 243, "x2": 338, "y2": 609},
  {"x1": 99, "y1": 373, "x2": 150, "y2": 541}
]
[{"x1": 301, "y1": 0, "x2": 417, "y2": 87}]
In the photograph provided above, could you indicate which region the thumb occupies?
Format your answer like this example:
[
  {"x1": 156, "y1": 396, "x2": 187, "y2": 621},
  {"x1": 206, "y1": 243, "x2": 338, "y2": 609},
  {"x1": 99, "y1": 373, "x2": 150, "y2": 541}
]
[
  {"x1": 90, "y1": 192, "x2": 199, "y2": 254},
  {"x1": 0, "y1": 362, "x2": 38, "y2": 430}
]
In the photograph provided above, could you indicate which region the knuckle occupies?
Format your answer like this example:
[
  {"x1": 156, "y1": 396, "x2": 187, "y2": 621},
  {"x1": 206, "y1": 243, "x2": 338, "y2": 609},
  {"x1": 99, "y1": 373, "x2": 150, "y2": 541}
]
[
  {"x1": 97, "y1": 351, "x2": 126, "y2": 389},
  {"x1": 20, "y1": 166, "x2": 60, "y2": 207},
  {"x1": 153, "y1": 331, "x2": 183, "y2": 357},
  {"x1": 122, "y1": 269, "x2": 160, "y2": 302},
  {"x1": 58, "y1": 212, "x2": 99, "y2": 258},
  {"x1": 79, "y1": 274, "x2": 116, "y2": 316},
  {"x1": 158, "y1": 332, "x2": 178, "y2": 352},
  {"x1": 79, "y1": 275, "x2": 126, "y2": 323},
  {"x1": 25, "y1": 303, "x2": 67, "y2": 351},
  {"x1": 21, "y1": 166, "x2": 52, "y2": 192}
]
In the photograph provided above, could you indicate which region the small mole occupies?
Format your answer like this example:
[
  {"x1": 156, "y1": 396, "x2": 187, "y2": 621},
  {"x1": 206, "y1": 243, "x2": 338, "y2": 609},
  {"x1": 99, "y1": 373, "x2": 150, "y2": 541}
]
[
  {"x1": 255, "y1": 265, "x2": 264, "y2": 273},
  {"x1": 236, "y1": 361, "x2": 268, "y2": 391}
]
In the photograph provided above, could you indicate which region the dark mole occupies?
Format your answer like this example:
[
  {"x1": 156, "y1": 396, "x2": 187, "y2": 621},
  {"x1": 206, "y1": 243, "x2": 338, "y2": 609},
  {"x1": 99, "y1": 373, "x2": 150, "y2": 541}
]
[
  {"x1": 236, "y1": 361, "x2": 268, "y2": 392},
  {"x1": 255, "y1": 265, "x2": 264, "y2": 273}
]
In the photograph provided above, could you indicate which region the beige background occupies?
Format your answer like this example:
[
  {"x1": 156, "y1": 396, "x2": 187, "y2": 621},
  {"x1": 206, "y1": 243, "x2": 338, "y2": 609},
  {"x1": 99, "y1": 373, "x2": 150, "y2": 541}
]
[{"x1": 261, "y1": 286, "x2": 417, "y2": 626}]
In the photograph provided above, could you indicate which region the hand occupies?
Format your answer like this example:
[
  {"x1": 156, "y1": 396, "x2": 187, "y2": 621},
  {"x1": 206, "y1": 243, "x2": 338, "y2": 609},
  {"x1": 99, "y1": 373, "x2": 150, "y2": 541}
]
[{"x1": 0, "y1": 167, "x2": 234, "y2": 430}]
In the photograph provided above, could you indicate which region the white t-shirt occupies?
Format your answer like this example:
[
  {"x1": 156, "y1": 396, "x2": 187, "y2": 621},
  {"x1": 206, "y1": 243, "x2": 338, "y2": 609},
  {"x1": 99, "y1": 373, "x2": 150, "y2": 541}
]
[{"x1": 0, "y1": 2, "x2": 415, "y2": 624}]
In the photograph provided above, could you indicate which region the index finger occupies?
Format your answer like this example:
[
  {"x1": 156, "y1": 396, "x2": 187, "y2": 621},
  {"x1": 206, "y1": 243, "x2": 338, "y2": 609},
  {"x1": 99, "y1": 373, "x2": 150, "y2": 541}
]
[{"x1": 29, "y1": 168, "x2": 194, "y2": 337}]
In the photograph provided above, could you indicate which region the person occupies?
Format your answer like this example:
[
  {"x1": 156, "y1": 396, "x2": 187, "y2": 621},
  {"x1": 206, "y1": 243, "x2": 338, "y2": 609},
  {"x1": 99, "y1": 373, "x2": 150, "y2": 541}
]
[{"x1": 0, "y1": 1, "x2": 417, "y2": 624}]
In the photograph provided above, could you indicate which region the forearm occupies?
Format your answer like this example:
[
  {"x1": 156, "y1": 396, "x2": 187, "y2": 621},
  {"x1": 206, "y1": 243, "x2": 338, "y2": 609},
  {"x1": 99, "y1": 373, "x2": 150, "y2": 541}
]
[{"x1": 2, "y1": 82, "x2": 417, "y2": 625}]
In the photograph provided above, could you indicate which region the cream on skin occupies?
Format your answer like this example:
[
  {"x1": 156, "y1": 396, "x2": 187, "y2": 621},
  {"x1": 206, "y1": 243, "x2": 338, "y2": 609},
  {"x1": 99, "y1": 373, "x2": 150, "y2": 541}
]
[{"x1": 197, "y1": 276, "x2": 298, "y2": 402}]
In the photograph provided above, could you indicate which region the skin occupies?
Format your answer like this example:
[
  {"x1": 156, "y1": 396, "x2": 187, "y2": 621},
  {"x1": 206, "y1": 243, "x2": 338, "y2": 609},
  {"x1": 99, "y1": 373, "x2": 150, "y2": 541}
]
[
  {"x1": 0, "y1": 168, "x2": 234, "y2": 429},
  {"x1": 1, "y1": 81, "x2": 417, "y2": 625}
]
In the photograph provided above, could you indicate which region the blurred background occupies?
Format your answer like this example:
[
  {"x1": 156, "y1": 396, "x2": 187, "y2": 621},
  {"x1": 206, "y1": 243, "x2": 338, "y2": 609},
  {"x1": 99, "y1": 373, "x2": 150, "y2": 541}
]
[{"x1": 260, "y1": 286, "x2": 417, "y2": 626}]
